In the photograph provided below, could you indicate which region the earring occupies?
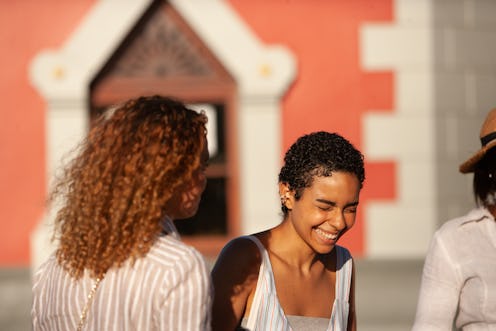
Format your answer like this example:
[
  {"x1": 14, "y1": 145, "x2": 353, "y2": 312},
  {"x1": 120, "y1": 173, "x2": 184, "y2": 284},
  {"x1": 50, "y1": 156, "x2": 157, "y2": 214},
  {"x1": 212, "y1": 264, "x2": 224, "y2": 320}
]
[
  {"x1": 485, "y1": 192, "x2": 496, "y2": 206},
  {"x1": 280, "y1": 195, "x2": 287, "y2": 205}
]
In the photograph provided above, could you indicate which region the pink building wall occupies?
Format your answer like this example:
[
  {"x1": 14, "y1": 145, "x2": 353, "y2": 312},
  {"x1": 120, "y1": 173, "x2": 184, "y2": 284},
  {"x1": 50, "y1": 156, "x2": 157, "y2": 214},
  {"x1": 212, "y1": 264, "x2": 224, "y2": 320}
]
[
  {"x1": 228, "y1": 0, "x2": 396, "y2": 255},
  {"x1": 0, "y1": 0, "x2": 95, "y2": 265},
  {"x1": 0, "y1": 0, "x2": 395, "y2": 265}
]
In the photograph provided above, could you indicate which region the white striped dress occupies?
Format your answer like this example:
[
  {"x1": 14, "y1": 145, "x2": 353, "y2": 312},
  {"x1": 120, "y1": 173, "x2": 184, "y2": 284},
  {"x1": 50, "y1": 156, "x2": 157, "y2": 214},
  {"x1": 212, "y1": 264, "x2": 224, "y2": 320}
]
[
  {"x1": 31, "y1": 218, "x2": 212, "y2": 331},
  {"x1": 243, "y1": 236, "x2": 353, "y2": 331}
]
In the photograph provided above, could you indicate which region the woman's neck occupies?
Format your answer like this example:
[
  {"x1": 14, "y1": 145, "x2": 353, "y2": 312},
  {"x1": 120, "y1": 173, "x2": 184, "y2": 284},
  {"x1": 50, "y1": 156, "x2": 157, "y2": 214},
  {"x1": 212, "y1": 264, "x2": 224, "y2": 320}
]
[{"x1": 268, "y1": 221, "x2": 327, "y2": 271}]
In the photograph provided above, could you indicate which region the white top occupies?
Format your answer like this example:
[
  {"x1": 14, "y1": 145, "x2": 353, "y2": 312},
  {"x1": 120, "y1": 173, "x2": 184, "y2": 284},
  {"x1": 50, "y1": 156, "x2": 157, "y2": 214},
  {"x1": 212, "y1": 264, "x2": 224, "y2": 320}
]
[
  {"x1": 242, "y1": 235, "x2": 353, "y2": 331},
  {"x1": 413, "y1": 207, "x2": 496, "y2": 331},
  {"x1": 32, "y1": 218, "x2": 212, "y2": 331}
]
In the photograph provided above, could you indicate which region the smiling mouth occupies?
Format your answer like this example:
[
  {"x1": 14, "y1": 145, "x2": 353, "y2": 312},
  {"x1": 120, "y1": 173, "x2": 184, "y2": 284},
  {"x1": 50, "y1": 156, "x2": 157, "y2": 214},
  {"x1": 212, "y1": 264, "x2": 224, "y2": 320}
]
[{"x1": 314, "y1": 228, "x2": 338, "y2": 242}]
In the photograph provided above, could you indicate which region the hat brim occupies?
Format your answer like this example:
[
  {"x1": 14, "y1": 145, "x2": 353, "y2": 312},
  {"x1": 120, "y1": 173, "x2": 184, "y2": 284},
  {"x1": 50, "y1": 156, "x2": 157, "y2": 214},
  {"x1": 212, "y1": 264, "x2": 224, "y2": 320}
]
[{"x1": 459, "y1": 140, "x2": 496, "y2": 173}]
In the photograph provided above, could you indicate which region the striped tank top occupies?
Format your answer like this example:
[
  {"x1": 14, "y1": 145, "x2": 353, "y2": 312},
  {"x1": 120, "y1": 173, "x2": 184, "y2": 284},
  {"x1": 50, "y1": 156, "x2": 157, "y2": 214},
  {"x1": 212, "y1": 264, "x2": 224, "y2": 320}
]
[{"x1": 242, "y1": 235, "x2": 353, "y2": 331}]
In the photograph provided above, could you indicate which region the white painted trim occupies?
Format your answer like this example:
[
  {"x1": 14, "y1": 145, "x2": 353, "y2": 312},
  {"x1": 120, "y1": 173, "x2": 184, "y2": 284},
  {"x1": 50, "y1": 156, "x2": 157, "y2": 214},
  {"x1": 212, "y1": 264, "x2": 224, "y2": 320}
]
[
  {"x1": 30, "y1": 0, "x2": 152, "y2": 105},
  {"x1": 360, "y1": 0, "x2": 436, "y2": 258},
  {"x1": 29, "y1": 0, "x2": 296, "y2": 270}
]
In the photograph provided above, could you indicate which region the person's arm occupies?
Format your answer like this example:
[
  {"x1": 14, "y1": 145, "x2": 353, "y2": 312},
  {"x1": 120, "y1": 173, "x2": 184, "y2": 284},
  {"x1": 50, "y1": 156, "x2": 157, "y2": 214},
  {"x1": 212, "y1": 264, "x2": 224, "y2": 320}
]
[
  {"x1": 211, "y1": 237, "x2": 261, "y2": 331},
  {"x1": 160, "y1": 248, "x2": 212, "y2": 331},
  {"x1": 412, "y1": 232, "x2": 461, "y2": 331},
  {"x1": 347, "y1": 260, "x2": 356, "y2": 331}
]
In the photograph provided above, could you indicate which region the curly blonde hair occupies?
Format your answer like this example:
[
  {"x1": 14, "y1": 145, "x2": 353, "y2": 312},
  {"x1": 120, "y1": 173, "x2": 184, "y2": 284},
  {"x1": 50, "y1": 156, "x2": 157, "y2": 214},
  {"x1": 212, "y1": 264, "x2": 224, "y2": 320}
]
[{"x1": 50, "y1": 95, "x2": 207, "y2": 279}]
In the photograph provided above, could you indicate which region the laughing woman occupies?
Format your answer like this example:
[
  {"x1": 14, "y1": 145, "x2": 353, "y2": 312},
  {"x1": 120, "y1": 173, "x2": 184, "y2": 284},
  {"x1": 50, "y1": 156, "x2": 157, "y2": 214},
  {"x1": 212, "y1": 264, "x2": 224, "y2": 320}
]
[{"x1": 212, "y1": 131, "x2": 365, "y2": 331}]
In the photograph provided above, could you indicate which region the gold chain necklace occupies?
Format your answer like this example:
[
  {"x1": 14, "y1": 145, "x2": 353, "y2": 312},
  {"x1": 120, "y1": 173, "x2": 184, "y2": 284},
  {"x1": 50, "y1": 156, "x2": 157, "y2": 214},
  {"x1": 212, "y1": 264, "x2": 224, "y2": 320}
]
[{"x1": 77, "y1": 276, "x2": 103, "y2": 331}]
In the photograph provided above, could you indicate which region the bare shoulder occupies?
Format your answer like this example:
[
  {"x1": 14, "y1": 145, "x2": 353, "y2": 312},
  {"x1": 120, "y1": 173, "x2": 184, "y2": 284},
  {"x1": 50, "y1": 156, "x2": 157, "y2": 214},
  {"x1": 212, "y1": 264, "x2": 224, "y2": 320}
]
[
  {"x1": 211, "y1": 235, "x2": 265, "y2": 330},
  {"x1": 212, "y1": 235, "x2": 263, "y2": 279}
]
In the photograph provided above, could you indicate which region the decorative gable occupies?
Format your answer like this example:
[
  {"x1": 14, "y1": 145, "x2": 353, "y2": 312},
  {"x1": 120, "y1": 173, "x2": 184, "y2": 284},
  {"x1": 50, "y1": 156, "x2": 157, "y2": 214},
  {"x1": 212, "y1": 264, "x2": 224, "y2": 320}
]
[{"x1": 29, "y1": 0, "x2": 295, "y2": 270}]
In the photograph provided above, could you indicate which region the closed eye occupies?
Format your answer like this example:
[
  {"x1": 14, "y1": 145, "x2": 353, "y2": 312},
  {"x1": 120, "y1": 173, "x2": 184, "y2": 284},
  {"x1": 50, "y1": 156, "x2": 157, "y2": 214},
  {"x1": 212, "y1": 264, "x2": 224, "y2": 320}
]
[{"x1": 345, "y1": 207, "x2": 357, "y2": 214}]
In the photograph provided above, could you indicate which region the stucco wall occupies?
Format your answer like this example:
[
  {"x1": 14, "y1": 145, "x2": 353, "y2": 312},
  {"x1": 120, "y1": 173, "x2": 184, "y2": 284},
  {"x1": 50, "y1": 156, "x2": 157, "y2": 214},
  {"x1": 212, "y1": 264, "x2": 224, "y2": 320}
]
[
  {"x1": 2, "y1": 0, "x2": 496, "y2": 266},
  {"x1": 0, "y1": 0, "x2": 96, "y2": 265}
]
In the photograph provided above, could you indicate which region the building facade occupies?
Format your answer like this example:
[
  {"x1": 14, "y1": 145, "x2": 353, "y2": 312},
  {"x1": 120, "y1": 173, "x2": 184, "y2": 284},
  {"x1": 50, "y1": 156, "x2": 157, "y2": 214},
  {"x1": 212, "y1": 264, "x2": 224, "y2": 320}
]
[{"x1": 2, "y1": 0, "x2": 496, "y2": 268}]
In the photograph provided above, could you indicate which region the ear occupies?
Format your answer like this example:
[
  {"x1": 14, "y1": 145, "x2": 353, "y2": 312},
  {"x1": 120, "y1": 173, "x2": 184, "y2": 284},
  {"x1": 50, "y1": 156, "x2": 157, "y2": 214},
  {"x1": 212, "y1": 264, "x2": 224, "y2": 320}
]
[{"x1": 278, "y1": 182, "x2": 294, "y2": 210}]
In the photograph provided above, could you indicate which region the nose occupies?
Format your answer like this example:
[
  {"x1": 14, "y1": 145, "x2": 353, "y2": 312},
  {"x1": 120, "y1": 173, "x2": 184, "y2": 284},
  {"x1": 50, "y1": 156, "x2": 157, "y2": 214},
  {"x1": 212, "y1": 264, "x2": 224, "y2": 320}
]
[{"x1": 328, "y1": 210, "x2": 346, "y2": 231}]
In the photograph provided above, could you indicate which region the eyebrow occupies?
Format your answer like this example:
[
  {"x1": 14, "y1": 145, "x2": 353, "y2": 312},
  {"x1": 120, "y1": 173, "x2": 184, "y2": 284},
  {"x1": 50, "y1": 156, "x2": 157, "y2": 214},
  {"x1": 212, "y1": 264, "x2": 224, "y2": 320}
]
[{"x1": 315, "y1": 198, "x2": 359, "y2": 208}]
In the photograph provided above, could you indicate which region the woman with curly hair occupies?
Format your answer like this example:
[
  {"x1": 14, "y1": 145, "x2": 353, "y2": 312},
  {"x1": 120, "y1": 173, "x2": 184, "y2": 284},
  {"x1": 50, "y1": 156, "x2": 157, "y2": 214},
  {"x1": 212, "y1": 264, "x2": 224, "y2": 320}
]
[
  {"x1": 32, "y1": 95, "x2": 212, "y2": 330},
  {"x1": 211, "y1": 131, "x2": 365, "y2": 331}
]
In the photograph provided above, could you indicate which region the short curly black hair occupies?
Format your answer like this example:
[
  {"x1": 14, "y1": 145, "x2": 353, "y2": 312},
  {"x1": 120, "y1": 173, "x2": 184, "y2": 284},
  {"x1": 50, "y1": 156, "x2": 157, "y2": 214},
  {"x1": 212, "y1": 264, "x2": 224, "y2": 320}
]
[{"x1": 278, "y1": 131, "x2": 365, "y2": 215}]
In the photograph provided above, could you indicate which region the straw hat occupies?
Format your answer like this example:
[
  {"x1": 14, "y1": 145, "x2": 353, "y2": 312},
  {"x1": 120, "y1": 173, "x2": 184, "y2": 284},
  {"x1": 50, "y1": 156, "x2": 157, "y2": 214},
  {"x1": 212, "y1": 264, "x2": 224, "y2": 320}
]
[{"x1": 459, "y1": 108, "x2": 496, "y2": 173}]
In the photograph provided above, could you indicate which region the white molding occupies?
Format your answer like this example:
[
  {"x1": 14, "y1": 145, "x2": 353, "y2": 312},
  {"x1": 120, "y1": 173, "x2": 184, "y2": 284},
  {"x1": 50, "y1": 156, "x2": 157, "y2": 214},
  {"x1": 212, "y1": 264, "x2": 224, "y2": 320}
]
[
  {"x1": 29, "y1": 0, "x2": 296, "y2": 270},
  {"x1": 361, "y1": 0, "x2": 436, "y2": 258},
  {"x1": 30, "y1": 0, "x2": 152, "y2": 105}
]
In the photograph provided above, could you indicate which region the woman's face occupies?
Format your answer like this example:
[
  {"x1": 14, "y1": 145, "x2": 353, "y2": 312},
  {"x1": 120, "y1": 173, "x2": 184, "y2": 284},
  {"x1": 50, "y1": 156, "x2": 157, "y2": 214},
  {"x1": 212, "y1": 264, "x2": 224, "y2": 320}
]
[
  {"x1": 282, "y1": 171, "x2": 361, "y2": 254},
  {"x1": 168, "y1": 135, "x2": 209, "y2": 220}
]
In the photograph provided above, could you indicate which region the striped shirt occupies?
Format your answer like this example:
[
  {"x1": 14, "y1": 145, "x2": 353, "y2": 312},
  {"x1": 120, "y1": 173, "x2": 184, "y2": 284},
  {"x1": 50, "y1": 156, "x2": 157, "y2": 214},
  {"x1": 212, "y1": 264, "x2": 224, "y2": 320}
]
[
  {"x1": 31, "y1": 218, "x2": 212, "y2": 331},
  {"x1": 242, "y1": 236, "x2": 353, "y2": 331}
]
